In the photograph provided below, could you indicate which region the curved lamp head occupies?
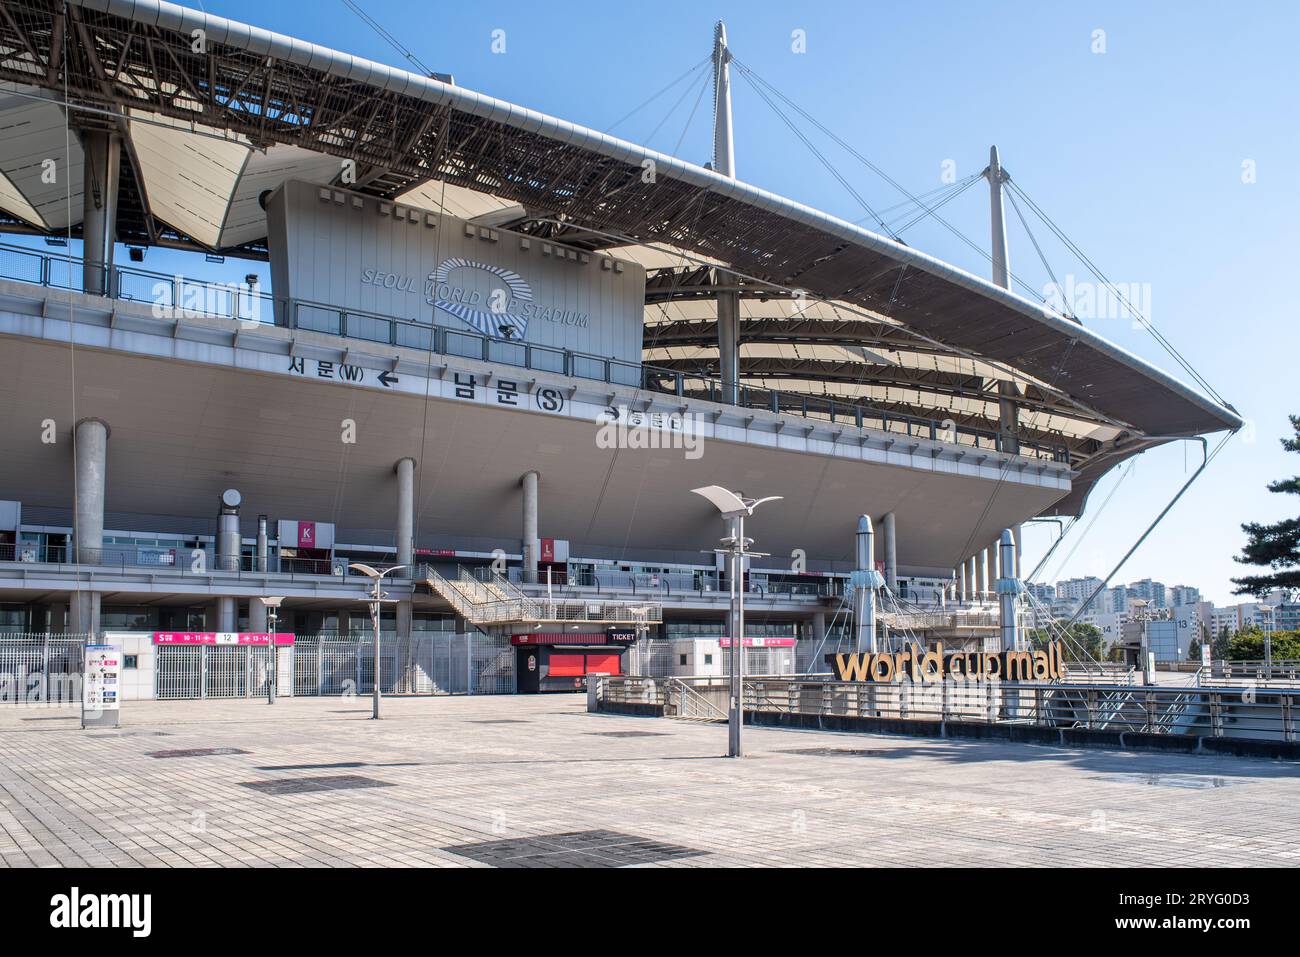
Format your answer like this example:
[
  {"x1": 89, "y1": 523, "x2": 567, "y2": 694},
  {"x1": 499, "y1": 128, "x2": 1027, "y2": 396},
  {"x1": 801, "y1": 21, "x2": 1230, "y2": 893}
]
[{"x1": 691, "y1": 485, "x2": 783, "y2": 519}]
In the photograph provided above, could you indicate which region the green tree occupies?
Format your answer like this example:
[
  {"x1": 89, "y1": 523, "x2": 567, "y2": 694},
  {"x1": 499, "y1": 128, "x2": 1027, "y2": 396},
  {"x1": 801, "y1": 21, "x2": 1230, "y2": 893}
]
[
  {"x1": 1213, "y1": 624, "x2": 1232, "y2": 659},
  {"x1": 1225, "y1": 627, "x2": 1300, "y2": 661},
  {"x1": 1232, "y1": 414, "x2": 1300, "y2": 598},
  {"x1": 1029, "y1": 622, "x2": 1104, "y2": 662}
]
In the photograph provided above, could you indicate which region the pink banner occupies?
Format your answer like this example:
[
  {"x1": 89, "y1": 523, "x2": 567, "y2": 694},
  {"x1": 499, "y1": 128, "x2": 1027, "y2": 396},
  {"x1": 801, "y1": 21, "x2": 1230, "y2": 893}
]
[
  {"x1": 297, "y1": 521, "x2": 317, "y2": 548},
  {"x1": 153, "y1": 632, "x2": 295, "y2": 646},
  {"x1": 718, "y1": 637, "x2": 797, "y2": 648}
]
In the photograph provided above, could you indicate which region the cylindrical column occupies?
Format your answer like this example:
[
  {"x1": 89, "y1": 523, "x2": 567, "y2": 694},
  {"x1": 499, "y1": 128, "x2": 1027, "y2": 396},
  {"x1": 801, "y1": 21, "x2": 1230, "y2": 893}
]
[
  {"x1": 521, "y1": 470, "x2": 539, "y2": 584},
  {"x1": 853, "y1": 515, "x2": 878, "y2": 653},
  {"x1": 727, "y1": 514, "x2": 744, "y2": 758},
  {"x1": 958, "y1": 563, "x2": 968, "y2": 603},
  {"x1": 712, "y1": 22, "x2": 740, "y2": 407},
  {"x1": 882, "y1": 512, "x2": 897, "y2": 594},
  {"x1": 395, "y1": 457, "x2": 415, "y2": 570},
  {"x1": 71, "y1": 418, "x2": 109, "y2": 637},
  {"x1": 997, "y1": 529, "x2": 1021, "y2": 652},
  {"x1": 976, "y1": 550, "x2": 988, "y2": 597},
  {"x1": 217, "y1": 489, "x2": 241, "y2": 572},
  {"x1": 256, "y1": 514, "x2": 269, "y2": 572},
  {"x1": 81, "y1": 130, "x2": 121, "y2": 297},
  {"x1": 248, "y1": 598, "x2": 268, "y2": 632},
  {"x1": 216, "y1": 597, "x2": 237, "y2": 632},
  {"x1": 73, "y1": 418, "x2": 109, "y2": 563}
]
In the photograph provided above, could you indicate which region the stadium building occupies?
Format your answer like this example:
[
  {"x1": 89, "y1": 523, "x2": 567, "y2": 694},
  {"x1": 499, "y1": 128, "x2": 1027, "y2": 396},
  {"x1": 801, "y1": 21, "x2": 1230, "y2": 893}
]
[{"x1": 0, "y1": 1, "x2": 1239, "y2": 698}]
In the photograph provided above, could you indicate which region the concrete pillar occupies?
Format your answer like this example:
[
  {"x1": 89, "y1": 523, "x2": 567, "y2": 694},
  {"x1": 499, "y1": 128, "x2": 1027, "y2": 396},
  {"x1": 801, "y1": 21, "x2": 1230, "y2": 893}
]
[
  {"x1": 216, "y1": 597, "x2": 237, "y2": 632},
  {"x1": 968, "y1": 555, "x2": 979, "y2": 601},
  {"x1": 81, "y1": 129, "x2": 121, "y2": 297},
  {"x1": 248, "y1": 599, "x2": 268, "y2": 632},
  {"x1": 70, "y1": 418, "x2": 109, "y2": 637},
  {"x1": 395, "y1": 457, "x2": 416, "y2": 568},
  {"x1": 976, "y1": 551, "x2": 988, "y2": 597},
  {"x1": 69, "y1": 592, "x2": 101, "y2": 638},
  {"x1": 810, "y1": 610, "x2": 826, "y2": 646},
  {"x1": 882, "y1": 511, "x2": 897, "y2": 594},
  {"x1": 73, "y1": 418, "x2": 109, "y2": 563},
  {"x1": 958, "y1": 563, "x2": 968, "y2": 602},
  {"x1": 47, "y1": 603, "x2": 68, "y2": 634},
  {"x1": 521, "y1": 470, "x2": 539, "y2": 584}
]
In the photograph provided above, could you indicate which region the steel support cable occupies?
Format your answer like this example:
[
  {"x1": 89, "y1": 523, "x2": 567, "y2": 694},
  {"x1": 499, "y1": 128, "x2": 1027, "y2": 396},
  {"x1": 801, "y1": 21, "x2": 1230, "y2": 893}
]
[
  {"x1": 893, "y1": 175, "x2": 981, "y2": 236},
  {"x1": 1061, "y1": 433, "x2": 1228, "y2": 631},
  {"x1": 1044, "y1": 461, "x2": 1135, "y2": 584},
  {"x1": 341, "y1": 0, "x2": 436, "y2": 77},
  {"x1": 605, "y1": 56, "x2": 711, "y2": 134},
  {"x1": 733, "y1": 67, "x2": 893, "y2": 236},
  {"x1": 1010, "y1": 179, "x2": 1220, "y2": 398},
  {"x1": 1004, "y1": 185, "x2": 1073, "y2": 319},
  {"x1": 872, "y1": 174, "x2": 981, "y2": 228},
  {"x1": 644, "y1": 66, "x2": 711, "y2": 148},
  {"x1": 1006, "y1": 181, "x2": 1227, "y2": 406},
  {"x1": 1024, "y1": 515, "x2": 1079, "y2": 584},
  {"x1": 731, "y1": 58, "x2": 1055, "y2": 308},
  {"x1": 670, "y1": 67, "x2": 711, "y2": 158}
]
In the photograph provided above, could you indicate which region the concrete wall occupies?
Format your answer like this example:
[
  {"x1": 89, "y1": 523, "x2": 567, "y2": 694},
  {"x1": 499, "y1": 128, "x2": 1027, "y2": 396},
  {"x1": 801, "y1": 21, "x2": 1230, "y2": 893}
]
[
  {"x1": 267, "y1": 180, "x2": 646, "y2": 363},
  {"x1": 103, "y1": 632, "x2": 155, "y2": 701}
]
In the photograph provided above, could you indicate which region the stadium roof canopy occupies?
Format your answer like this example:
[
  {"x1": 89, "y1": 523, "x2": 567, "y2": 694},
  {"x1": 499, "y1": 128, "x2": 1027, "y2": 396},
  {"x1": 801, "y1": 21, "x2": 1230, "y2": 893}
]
[{"x1": 0, "y1": 0, "x2": 1240, "y2": 515}]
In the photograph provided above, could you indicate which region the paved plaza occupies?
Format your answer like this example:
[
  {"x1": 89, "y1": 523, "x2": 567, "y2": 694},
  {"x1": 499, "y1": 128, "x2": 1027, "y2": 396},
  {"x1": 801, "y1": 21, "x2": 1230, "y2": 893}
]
[{"x1": 1, "y1": 694, "x2": 1297, "y2": 868}]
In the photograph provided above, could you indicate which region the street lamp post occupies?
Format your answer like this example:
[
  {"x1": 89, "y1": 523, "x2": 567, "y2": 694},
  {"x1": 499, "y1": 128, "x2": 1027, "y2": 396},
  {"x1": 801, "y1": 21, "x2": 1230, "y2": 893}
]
[
  {"x1": 691, "y1": 486, "x2": 782, "y2": 758},
  {"x1": 349, "y1": 563, "x2": 407, "y2": 720},
  {"x1": 258, "y1": 596, "x2": 285, "y2": 705}
]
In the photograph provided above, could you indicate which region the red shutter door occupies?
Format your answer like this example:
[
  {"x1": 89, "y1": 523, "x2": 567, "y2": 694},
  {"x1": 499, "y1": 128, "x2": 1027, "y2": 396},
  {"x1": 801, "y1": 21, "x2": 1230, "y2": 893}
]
[
  {"x1": 586, "y1": 653, "x2": 621, "y2": 676},
  {"x1": 549, "y1": 653, "x2": 586, "y2": 677}
]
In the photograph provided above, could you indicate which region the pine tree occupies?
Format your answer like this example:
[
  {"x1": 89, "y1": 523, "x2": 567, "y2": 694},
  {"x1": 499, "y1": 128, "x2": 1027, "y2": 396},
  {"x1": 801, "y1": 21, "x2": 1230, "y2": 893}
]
[{"x1": 1232, "y1": 414, "x2": 1300, "y2": 598}]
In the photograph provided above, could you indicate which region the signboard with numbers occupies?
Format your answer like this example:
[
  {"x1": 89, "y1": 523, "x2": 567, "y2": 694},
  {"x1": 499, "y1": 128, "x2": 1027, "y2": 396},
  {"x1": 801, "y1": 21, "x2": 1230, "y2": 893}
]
[{"x1": 82, "y1": 643, "x2": 121, "y2": 729}]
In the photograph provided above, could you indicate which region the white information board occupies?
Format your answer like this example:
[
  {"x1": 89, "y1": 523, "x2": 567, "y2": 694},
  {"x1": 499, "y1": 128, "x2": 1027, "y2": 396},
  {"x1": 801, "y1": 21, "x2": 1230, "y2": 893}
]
[{"x1": 82, "y1": 643, "x2": 121, "y2": 729}]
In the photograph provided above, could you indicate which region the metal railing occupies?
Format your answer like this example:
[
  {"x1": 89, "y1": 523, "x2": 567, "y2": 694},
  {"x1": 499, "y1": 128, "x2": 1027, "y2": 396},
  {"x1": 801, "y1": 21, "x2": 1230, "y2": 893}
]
[
  {"x1": 0, "y1": 634, "x2": 88, "y2": 704},
  {"x1": 0, "y1": 541, "x2": 381, "y2": 581},
  {"x1": 592, "y1": 674, "x2": 1300, "y2": 742},
  {"x1": 492, "y1": 564, "x2": 845, "y2": 601},
  {"x1": 423, "y1": 564, "x2": 661, "y2": 625},
  {"x1": 1205, "y1": 659, "x2": 1300, "y2": 688},
  {"x1": 0, "y1": 242, "x2": 1071, "y2": 464}
]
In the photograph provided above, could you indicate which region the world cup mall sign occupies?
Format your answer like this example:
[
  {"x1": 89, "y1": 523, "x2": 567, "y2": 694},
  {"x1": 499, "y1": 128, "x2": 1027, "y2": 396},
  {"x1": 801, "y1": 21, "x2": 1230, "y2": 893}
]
[{"x1": 831, "y1": 641, "x2": 1065, "y2": 683}]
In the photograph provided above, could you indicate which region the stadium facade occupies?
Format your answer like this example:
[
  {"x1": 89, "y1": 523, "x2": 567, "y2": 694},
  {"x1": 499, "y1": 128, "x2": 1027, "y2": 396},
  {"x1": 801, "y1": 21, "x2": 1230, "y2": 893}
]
[{"x1": 0, "y1": 1, "x2": 1239, "y2": 697}]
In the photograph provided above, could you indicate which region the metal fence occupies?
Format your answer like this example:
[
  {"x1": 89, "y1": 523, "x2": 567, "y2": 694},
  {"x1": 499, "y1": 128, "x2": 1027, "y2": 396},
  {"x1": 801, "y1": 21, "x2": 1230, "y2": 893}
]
[
  {"x1": 155, "y1": 633, "x2": 515, "y2": 699},
  {"x1": 0, "y1": 635, "x2": 87, "y2": 704},
  {"x1": 0, "y1": 242, "x2": 1071, "y2": 464},
  {"x1": 592, "y1": 675, "x2": 1300, "y2": 742}
]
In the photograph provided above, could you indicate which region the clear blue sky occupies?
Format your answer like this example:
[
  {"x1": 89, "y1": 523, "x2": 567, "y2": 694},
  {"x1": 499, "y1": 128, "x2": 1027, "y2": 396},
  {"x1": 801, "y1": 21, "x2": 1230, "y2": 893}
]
[{"x1": 20, "y1": 0, "x2": 1299, "y2": 603}]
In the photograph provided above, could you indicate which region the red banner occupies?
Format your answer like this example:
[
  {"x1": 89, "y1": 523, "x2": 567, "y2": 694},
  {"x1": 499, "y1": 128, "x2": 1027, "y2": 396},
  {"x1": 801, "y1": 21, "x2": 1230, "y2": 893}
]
[
  {"x1": 153, "y1": 632, "x2": 295, "y2": 646},
  {"x1": 297, "y1": 521, "x2": 317, "y2": 548}
]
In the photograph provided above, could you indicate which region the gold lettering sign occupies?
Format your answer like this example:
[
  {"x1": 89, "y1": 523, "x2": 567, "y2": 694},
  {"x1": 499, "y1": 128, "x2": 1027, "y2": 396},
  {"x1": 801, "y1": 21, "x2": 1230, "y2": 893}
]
[{"x1": 830, "y1": 642, "x2": 1064, "y2": 683}]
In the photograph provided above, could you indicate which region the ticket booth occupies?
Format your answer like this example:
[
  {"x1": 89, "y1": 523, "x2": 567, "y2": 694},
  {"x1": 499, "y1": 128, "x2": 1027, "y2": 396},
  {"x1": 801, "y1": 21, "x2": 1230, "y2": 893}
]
[{"x1": 513, "y1": 632, "x2": 627, "y2": 693}]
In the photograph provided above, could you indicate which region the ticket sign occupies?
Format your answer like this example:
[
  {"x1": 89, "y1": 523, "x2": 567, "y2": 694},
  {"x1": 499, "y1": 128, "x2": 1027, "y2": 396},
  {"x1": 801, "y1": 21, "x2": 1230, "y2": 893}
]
[
  {"x1": 82, "y1": 644, "x2": 121, "y2": 730},
  {"x1": 153, "y1": 632, "x2": 295, "y2": 646}
]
